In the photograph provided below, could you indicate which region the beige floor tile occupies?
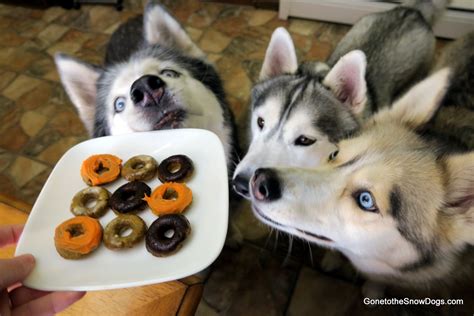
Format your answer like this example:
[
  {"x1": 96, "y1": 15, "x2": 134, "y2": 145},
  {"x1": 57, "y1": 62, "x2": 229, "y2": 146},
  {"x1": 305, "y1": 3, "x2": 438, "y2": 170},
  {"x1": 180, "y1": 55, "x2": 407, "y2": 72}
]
[
  {"x1": 8, "y1": 156, "x2": 48, "y2": 187},
  {"x1": 2, "y1": 75, "x2": 42, "y2": 101}
]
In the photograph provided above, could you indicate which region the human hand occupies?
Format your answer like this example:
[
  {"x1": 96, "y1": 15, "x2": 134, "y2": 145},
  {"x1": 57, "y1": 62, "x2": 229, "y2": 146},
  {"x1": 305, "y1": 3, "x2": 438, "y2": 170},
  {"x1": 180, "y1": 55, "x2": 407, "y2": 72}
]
[{"x1": 0, "y1": 225, "x2": 85, "y2": 315}]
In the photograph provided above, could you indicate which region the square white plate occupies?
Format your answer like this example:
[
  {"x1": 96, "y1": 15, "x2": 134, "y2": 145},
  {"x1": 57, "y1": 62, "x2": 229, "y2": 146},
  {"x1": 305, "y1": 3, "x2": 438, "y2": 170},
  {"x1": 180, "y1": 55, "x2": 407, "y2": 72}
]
[{"x1": 15, "y1": 129, "x2": 228, "y2": 291}]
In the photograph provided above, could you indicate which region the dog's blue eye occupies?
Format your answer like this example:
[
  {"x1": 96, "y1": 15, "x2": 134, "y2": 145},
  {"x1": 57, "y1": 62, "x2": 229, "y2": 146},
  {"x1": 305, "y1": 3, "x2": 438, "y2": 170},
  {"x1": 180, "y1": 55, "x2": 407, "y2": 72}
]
[
  {"x1": 114, "y1": 97, "x2": 126, "y2": 113},
  {"x1": 355, "y1": 191, "x2": 378, "y2": 212},
  {"x1": 160, "y1": 69, "x2": 180, "y2": 78}
]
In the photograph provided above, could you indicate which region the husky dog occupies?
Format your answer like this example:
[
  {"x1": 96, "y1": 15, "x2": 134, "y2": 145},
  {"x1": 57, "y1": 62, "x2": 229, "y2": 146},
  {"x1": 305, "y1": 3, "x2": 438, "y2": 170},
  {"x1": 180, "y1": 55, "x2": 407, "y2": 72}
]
[
  {"x1": 54, "y1": 2, "x2": 240, "y2": 175},
  {"x1": 245, "y1": 33, "x2": 474, "y2": 291},
  {"x1": 232, "y1": 0, "x2": 449, "y2": 198}
]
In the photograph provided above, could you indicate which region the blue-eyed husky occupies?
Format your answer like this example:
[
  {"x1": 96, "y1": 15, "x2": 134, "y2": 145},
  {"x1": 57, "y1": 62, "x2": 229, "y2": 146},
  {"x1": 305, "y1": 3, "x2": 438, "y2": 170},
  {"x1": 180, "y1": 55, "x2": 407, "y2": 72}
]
[{"x1": 55, "y1": 1, "x2": 240, "y2": 176}]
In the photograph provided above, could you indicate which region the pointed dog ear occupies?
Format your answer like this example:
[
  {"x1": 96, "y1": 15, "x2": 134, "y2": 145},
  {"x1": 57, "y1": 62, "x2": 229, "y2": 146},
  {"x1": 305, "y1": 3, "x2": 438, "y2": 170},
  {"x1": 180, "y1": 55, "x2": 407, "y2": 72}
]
[
  {"x1": 260, "y1": 27, "x2": 298, "y2": 81},
  {"x1": 143, "y1": 1, "x2": 204, "y2": 58},
  {"x1": 444, "y1": 152, "x2": 474, "y2": 245},
  {"x1": 323, "y1": 50, "x2": 367, "y2": 115},
  {"x1": 374, "y1": 68, "x2": 450, "y2": 128},
  {"x1": 54, "y1": 53, "x2": 102, "y2": 136}
]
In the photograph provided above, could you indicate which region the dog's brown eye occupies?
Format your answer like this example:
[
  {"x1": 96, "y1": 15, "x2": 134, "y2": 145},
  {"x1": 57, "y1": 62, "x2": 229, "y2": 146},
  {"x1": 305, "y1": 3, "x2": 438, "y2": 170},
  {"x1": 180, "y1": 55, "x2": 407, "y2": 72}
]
[
  {"x1": 295, "y1": 135, "x2": 316, "y2": 146},
  {"x1": 328, "y1": 150, "x2": 339, "y2": 161},
  {"x1": 160, "y1": 69, "x2": 180, "y2": 78},
  {"x1": 257, "y1": 117, "x2": 265, "y2": 129}
]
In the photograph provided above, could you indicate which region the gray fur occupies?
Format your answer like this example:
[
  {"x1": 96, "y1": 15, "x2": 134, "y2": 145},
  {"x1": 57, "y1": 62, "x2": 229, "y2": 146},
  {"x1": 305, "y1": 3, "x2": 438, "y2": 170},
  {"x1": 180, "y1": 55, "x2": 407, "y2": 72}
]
[
  {"x1": 424, "y1": 31, "x2": 474, "y2": 151},
  {"x1": 326, "y1": 5, "x2": 444, "y2": 113}
]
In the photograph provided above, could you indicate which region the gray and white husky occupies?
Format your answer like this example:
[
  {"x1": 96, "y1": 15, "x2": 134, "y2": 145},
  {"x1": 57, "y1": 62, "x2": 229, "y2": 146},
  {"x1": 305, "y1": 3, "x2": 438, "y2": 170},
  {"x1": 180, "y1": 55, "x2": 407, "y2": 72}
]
[
  {"x1": 55, "y1": 2, "x2": 240, "y2": 175},
  {"x1": 232, "y1": 0, "x2": 449, "y2": 198},
  {"x1": 246, "y1": 32, "x2": 474, "y2": 293}
]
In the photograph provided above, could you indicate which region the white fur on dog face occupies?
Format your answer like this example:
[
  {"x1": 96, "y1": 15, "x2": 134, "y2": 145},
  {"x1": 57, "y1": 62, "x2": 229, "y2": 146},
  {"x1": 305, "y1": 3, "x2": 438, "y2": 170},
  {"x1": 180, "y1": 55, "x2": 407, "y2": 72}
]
[
  {"x1": 105, "y1": 57, "x2": 233, "y2": 163},
  {"x1": 234, "y1": 95, "x2": 338, "y2": 181}
]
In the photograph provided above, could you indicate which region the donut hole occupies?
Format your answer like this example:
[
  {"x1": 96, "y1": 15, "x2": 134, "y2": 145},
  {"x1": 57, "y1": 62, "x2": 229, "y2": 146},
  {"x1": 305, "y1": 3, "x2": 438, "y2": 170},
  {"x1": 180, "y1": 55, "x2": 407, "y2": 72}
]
[
  {"x1": 95, "y1": 162, "x2": 110, "y2": 175},
  {"x1": 67, "y1": 224, "x2": 84, "y2": 238},
  {"x1": 83, "y1": 194, "x2": 98, "y2": 209},
  {"x1": 163, "y1": 188, "x2": 178, "y2": 200},
  {"x1": 118, "y1": 226, "x2": 133, "y2": 238},
  {"x1": 122, "y1": 190, "x2": 136, "y2": 202},
  {"x1": 158, "y1": 225, "x2": 175, "y2": 239},
  {"x1": 132, "y1": 162, "x2": 145, "y2": 170},
  {"x1": 167, "y1": 162, "x2": 181, "y2": 174},
  {"x1": 164, "y1": 229, "x2": 175, "y2": 238}
]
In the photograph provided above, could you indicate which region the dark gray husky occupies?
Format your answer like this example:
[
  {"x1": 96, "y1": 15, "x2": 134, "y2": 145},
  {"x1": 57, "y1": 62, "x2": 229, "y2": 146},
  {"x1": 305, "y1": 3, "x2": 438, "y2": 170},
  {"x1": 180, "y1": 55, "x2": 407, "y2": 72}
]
[
  {"x1": 55, "y1": 1, "x2": 240, "y2": 175},
  {"x1": 233, "y1": 0, "x2": 450, "y2": 198}
]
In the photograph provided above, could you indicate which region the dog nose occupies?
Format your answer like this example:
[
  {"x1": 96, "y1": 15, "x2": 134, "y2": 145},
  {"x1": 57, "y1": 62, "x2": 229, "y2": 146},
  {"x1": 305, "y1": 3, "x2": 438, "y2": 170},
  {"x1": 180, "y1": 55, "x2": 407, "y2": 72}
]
[
  {"x1": 252, "y1": 168, "x2": 281, "y2": 202},
  {"x1": 130, "y1": 75, "x2": 165, "y2": 107},
  {"x1": 232, "y1": 174, "x2": 251, "y2": 199}
]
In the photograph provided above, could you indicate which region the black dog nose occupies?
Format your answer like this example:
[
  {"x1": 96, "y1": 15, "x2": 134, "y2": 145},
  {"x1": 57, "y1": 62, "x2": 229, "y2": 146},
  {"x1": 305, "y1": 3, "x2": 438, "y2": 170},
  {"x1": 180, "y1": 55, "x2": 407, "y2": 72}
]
[
  {"x1": 232, "y1": 174, "x2": 251, "y2": 199},
  {"x1": 252, "y1": 168, "x2": 281, "y2": 202},
  {"x1": 130, "y1": 75, "x2": 165, "y2": 107}
]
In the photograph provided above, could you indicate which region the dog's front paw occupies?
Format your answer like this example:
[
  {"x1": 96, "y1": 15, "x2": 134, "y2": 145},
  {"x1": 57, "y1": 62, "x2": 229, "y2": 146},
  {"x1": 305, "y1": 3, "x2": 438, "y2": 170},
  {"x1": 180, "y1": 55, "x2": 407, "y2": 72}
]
[
  {"x1": 362, "y1": 280, "x2": 386, "y2": 299},
  {"x1": 320, "y1": 250, "x2": 343, "y2": 272}
]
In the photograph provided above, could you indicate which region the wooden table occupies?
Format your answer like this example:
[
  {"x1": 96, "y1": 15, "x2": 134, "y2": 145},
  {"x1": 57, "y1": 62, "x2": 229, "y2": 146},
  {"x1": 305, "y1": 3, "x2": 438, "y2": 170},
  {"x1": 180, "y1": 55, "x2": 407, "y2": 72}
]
[{"x1": 0, "y1": 195, "x2": 203, "y2": 316}]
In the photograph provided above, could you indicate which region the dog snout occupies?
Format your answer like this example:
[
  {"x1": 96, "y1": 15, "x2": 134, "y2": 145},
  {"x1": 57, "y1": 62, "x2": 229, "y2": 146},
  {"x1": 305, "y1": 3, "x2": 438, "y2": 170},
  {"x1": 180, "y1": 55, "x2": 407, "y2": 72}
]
[
  {"x1": 130, "y1": 75, "x2": 165, "y2": 107},
  {"x1": 252, "y1": 168, "x2": 281, "y2": 202},
  {"x1": 232, "y1": 173, "x2": 251, "y2": 199}
]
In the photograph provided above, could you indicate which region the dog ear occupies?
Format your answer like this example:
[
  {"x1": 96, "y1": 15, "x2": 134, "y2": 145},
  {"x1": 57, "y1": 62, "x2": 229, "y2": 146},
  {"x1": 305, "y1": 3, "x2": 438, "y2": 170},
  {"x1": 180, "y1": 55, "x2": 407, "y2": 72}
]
[
  {"x1": 323, "y1": 50, "x2": 367, "y2": 115},
  {"x1": 54, "y1": 53, "x2": 102, "y2": 136},
  {"x1": 374, "y1": 68, "x2": 450, "y2": 128},
  {"x1": 143, "y1": 2, "x2": 204, "y2": 58},
  {"x1": 260, "y1": 27, "x2": 298, "y2": 81},
  {"x1": 444, "y1": 152, "x2": 474, "y2": 245}
]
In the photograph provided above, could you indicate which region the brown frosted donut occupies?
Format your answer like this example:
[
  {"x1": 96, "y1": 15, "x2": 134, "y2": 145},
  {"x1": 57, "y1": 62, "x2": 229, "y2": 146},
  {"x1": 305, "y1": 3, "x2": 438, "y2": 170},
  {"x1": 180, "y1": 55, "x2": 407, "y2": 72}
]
[
  {"x1": 70, "y1": 186, "x2": 110, "y2": 218},
  {"x1": 103, "y1": 214, "x2": 147, "y2": 250},
  {"x1": 110, "y1": 181, "x2": 151, "y2": 214},
  {"x1": 121, "y1": 155, "x2": 158, "y2": 181},
  {"x1": 145, "y1": 214, "x2": 191, "y2": 257},
  {"x1": 157, "y1": 155, "x2": 194, "y2": 183}
]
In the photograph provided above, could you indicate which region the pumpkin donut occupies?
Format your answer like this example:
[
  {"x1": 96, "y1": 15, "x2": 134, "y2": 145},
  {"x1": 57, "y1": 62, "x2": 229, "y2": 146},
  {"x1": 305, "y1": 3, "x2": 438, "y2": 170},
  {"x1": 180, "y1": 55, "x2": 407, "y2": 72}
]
[
  {"x1": 54, "y1": 216, "x2": 103, "y2": 259},
  {"x1": 143, "y1": 182, "x2": 193, "y2": 216},
  {"x1": 81, "y1": 154, "x2": 122, "y2": 186}
]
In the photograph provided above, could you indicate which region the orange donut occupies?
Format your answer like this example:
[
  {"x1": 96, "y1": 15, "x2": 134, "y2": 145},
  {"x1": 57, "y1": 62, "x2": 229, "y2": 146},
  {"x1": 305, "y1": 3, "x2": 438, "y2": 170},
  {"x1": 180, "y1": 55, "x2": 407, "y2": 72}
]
[
  {"x1": 143, "y1": 182, "x2": 193, "y2": 216},
  {"x1": 54, "y1": 216, "x2": 103, "y2": 259},
  {"x1": 81, "y1": 154, "x2": 122, "y2": 186}
]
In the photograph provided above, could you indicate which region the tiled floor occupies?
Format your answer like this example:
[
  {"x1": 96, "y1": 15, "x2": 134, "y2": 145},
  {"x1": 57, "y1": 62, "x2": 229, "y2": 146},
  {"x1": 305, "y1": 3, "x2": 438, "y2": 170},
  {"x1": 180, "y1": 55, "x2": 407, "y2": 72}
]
[{"x1": 1, "y1": 0, "x2": 471, "y2": 315}]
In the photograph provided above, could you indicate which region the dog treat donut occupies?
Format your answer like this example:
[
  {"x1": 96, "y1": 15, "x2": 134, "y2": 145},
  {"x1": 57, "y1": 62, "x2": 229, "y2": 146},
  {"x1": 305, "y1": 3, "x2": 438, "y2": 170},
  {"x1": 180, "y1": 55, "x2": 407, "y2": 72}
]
[
  {"x1": 121, "y1": 155, "x2": 158, "y2": 181},
  {"x1": 110, "y1": 181, "x2": 151, "y2": 214},
  {"x1": 54, "y1": 216, "x2": 103, "y2": 259},
  {"x1": 103, "y1": 214, "x2": 147, "y2": 250},
  {"x1": 143, "y1": 182, "x2": 193, "y2": 216},
  {"x1": 81, "y1": 154, "x2": 122, "y2": 186},
  {"x1": 146, "y1": 214, "x2": 191, "y2": 257},
  {"x1": 70, "y1": 186, "x2": 110, "y2": 218},
  {"x1": 157, "y1": 155, "x2": 194, "y2": 183}
]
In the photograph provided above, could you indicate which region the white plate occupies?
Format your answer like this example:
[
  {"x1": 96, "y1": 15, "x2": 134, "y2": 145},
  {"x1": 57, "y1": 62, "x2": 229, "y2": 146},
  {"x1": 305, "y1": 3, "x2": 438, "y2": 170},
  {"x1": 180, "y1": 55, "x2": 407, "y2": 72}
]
[{"x1": 15, "y1": 129, "x2": 228, "y2": 291}]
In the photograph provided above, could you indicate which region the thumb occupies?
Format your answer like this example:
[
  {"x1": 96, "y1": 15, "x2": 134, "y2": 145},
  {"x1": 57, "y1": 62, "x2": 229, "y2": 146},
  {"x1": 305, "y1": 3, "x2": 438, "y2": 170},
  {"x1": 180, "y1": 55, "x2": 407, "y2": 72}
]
[{"x1": 0, "y1": 254, "x2": 35, "y2": 289}]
